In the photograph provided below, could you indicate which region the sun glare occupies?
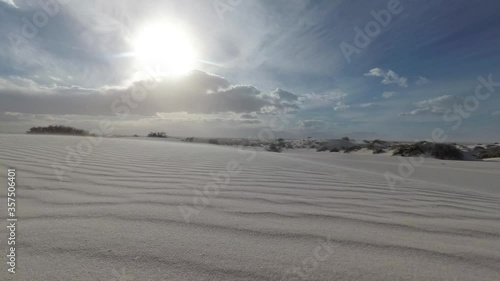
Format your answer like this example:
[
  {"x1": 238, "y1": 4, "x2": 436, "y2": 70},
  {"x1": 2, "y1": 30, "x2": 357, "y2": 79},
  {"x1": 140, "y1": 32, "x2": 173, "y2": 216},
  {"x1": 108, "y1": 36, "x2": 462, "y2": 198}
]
[{"x1": 133, "y1": 22, "x2": 197, "y2": 76}]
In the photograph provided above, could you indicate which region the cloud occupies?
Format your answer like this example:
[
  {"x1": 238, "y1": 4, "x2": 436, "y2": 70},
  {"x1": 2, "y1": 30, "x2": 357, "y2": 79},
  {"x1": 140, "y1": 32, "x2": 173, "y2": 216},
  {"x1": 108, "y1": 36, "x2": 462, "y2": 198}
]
[
  {"x1": 300, "y1": 91, "x2": 347, "y2": 110},
  {"x1": 267, "y1": 88, "x2": 301, "y2": 112},
  {"x1": 154, "y1": 111, "x2": 262, "y2": 124},
  {"x1": 0, "y1": 70, "x2": 303, "y2": 116},
  {"x1": 416, "y1": 76, "x2": 430, "y2": 86},
  {"x1": 333, "y1": 101, "x2": 350, "y2": 111},
  {"x1": 240, "y1": 113, "x2": 258, "y2": 119},
  {"x1": 0, "y1": 0, "x2": 17, "y2": 8},
  {"x1": 0, "y1": 76, "x2": 58, "y2": 94},
  {"x1": 359, "y1": 103, "x2": 377, "y2": 108},
  {"x1": 333, "y1": 102, "x2": 377, "y2": 111},
  {"x1": 299, "y1": 119, "x2": 326, "y2": 129},
  {"x1": 365, "y1": 68, "x2": 408, "y2": 88},
  {"x1": 399, "y1": 95, "x2": 458, "y2": 116},
  {"x1": 382, "y1": 91, "x2": 398, "y2": 99},
  {"x1": 270, "y1": 88, "x2": 298, "y2": 102}
]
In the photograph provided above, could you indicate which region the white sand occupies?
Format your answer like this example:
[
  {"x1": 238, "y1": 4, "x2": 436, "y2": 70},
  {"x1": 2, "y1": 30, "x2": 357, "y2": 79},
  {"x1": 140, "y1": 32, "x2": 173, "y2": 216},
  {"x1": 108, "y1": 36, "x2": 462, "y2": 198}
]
[{"x1": 0, "y1": 134, "x2": 499, "y2": 280}]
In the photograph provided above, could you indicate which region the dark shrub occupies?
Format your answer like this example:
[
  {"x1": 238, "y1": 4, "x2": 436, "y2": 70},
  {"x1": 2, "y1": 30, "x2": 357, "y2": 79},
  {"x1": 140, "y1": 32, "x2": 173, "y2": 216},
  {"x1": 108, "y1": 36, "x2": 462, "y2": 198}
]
[
  {"x1": 373, "y1": 148, "x2": 385, "y2": 154},
  {"x1": 208, "y1": 139, "x2": 219, "y2": 145},
  {"x1": 476, "y1": 146, "x2": 500, "y2": 159},
  {"x1": 432, "y1": 143, "x2": 463, "y2": 160},
  {"x1": 26, "y1": 125, "x2": 89, "y2": 136},
  {"x1": 147, "y1": 132, "x2": 167, "y2": 138},
  {"x1": 341, "y1": 136, "x2": 350, "y2": 141},
  {"x1": 266, "y1": 139, "x2": 287, "y2": 153},
  {"x1": 344, "y1": 146, "x2": 361, "y2": 153},
  {"x1": 330, "y1": 148, "x2": 339, "y2": 152},
  {"x1": 317, "y1": 146, "x2": 329, "y2": 152},
  {"x1": 266, "y1": 143, "x2": 283, "y2": 153},
  {"x1": 393, "y1": 142, "x2": 463, "y2": 160}
]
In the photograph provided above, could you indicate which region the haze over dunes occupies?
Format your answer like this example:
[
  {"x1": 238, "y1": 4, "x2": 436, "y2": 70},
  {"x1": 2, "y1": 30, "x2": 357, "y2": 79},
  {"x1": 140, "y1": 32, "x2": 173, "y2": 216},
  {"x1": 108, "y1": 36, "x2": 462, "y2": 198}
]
[
  {"x1": 1, "y1": 134, "x2": 499, "y2": 280},
  {"x1": 1, "y1": 1, "x2": 500, "y2": 141}
]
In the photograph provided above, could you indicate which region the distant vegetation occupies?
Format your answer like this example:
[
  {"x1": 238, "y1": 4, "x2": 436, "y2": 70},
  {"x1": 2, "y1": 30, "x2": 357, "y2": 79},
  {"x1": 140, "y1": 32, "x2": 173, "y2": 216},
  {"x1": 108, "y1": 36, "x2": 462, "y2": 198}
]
[
  {"x1": 266, "y1": 138, "x2": 286, "y2": 153},
  {"x1": 147, "y1": 132, "x2": 167, "y2": 138},
  {"x1": 26, "y1": 125, "x2": 89, "y2": 136},
  {"x1": 344, "y1": 146, "x2": 362, "y2": 153},
  {"x1": 473, "y1": 145, "x2": 500, "y2": 159},
  {"x1": 208, "y1": 139, "x2": 220, "y2": 145},
  {"x1": 393, "y1": 142, "x2": 463, "y2": 160},
  {"x1": 316, "y1": 146, "x2": 329, "y2": 152}
]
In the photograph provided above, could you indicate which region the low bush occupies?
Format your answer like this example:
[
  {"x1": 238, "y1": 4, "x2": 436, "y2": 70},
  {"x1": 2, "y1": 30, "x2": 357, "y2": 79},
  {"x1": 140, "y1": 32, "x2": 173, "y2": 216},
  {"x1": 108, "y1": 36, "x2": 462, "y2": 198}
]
[
  {"x1": 475, "y1": 146, "x2": 500, "y2": 159},
  {"x1": 266, "y1": 138, "x2": 287, "y2": 153},
  {"x1": 344, "y1": 146, "x2": 362, "y2": 153},
  {"x1": 26, "y1": 125, "x2": 89, "y2": 136},
  {"x1": 393, "y1": 142, "x2": 463, "y2": 160},
  {"x1": 208, "y1": 139, "x2": 219, "y2": 145},
  {"x1": 317, "y1": 146, "x2": 329, "y2": 152},
  {"x1": 148, "y1": 132, "x2": 167, "y2": 138},
  {"x1": 266, "y1": 143, "x2": 283, "y2": 153}
]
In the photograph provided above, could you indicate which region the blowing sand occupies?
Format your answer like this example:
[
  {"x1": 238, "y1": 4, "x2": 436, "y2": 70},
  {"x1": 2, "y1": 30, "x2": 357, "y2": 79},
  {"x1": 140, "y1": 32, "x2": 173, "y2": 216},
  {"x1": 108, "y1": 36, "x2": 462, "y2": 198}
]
[{"x1": 0, "y1": 134, "x2": 499, "y2": 280}]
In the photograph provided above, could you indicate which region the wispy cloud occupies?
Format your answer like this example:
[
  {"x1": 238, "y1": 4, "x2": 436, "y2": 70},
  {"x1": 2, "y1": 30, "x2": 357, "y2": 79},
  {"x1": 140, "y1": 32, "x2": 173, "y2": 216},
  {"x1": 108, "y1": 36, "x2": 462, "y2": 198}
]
[
  {"x1": 333, "y1": 101, "x2": 350, "y2": 111},
  {"x1": 382, "y1": 91, "x2": 398, "y2": 99},
  {"x1": 0, "y1": 0, "x2": 18, "y2": 8},
  {"x1": 365, "y1": 68, "x2": 408, "y2": 88},
  {"x1": 359, "y1": 102, "x2": 377, "y2": 108},
  {"x1": 400, "y1": 95, "x2": 457, "y2": 116},
  {"x1": 299, "y1": 119, "x2": 326, "y2": 129},
  {"x1": 416, "y1": 76, "x2": 430, "y2": 86}
]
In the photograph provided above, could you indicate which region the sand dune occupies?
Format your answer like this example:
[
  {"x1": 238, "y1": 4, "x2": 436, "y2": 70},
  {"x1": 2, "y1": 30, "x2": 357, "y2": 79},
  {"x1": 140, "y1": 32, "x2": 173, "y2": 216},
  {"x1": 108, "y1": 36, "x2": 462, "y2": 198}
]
[{"x1": 1, "y1": 134, "x2": 499, "y2": 280}]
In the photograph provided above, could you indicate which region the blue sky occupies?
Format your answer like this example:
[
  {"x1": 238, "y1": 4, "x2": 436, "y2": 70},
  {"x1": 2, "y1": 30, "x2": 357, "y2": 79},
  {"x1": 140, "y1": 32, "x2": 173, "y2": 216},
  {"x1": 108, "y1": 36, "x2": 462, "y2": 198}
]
[{"x1": 1, "y1": 0, "x2": 499, "y2": 141}]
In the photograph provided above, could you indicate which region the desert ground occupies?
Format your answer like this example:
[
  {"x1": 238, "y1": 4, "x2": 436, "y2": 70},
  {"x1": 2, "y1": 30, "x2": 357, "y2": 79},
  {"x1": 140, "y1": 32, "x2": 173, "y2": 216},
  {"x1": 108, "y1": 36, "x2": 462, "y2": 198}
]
[{"x1": 1, "y1": 134, "x2": 500, "y2": 280}]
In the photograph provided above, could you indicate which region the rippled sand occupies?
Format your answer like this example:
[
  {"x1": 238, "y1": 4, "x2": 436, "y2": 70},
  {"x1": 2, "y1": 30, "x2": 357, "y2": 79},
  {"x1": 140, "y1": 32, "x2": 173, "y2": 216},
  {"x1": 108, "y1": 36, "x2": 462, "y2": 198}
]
[{"x1": 0, "y1": 134, "x2": 499, "y2": 280}]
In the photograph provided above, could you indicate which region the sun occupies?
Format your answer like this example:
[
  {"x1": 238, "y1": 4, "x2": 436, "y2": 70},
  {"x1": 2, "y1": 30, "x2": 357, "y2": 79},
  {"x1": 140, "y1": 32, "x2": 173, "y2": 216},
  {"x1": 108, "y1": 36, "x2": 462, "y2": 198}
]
[{"x1": 133, "y1": 22, "x2": 197, "y2": 76}]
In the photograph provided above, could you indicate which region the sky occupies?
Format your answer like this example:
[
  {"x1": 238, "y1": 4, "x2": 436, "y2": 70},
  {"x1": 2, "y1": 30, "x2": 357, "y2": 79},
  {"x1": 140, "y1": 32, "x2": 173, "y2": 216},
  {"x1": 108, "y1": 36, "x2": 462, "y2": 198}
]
[{"x1": 1, "y1": 0, "x2": 500, "y2": 141}]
